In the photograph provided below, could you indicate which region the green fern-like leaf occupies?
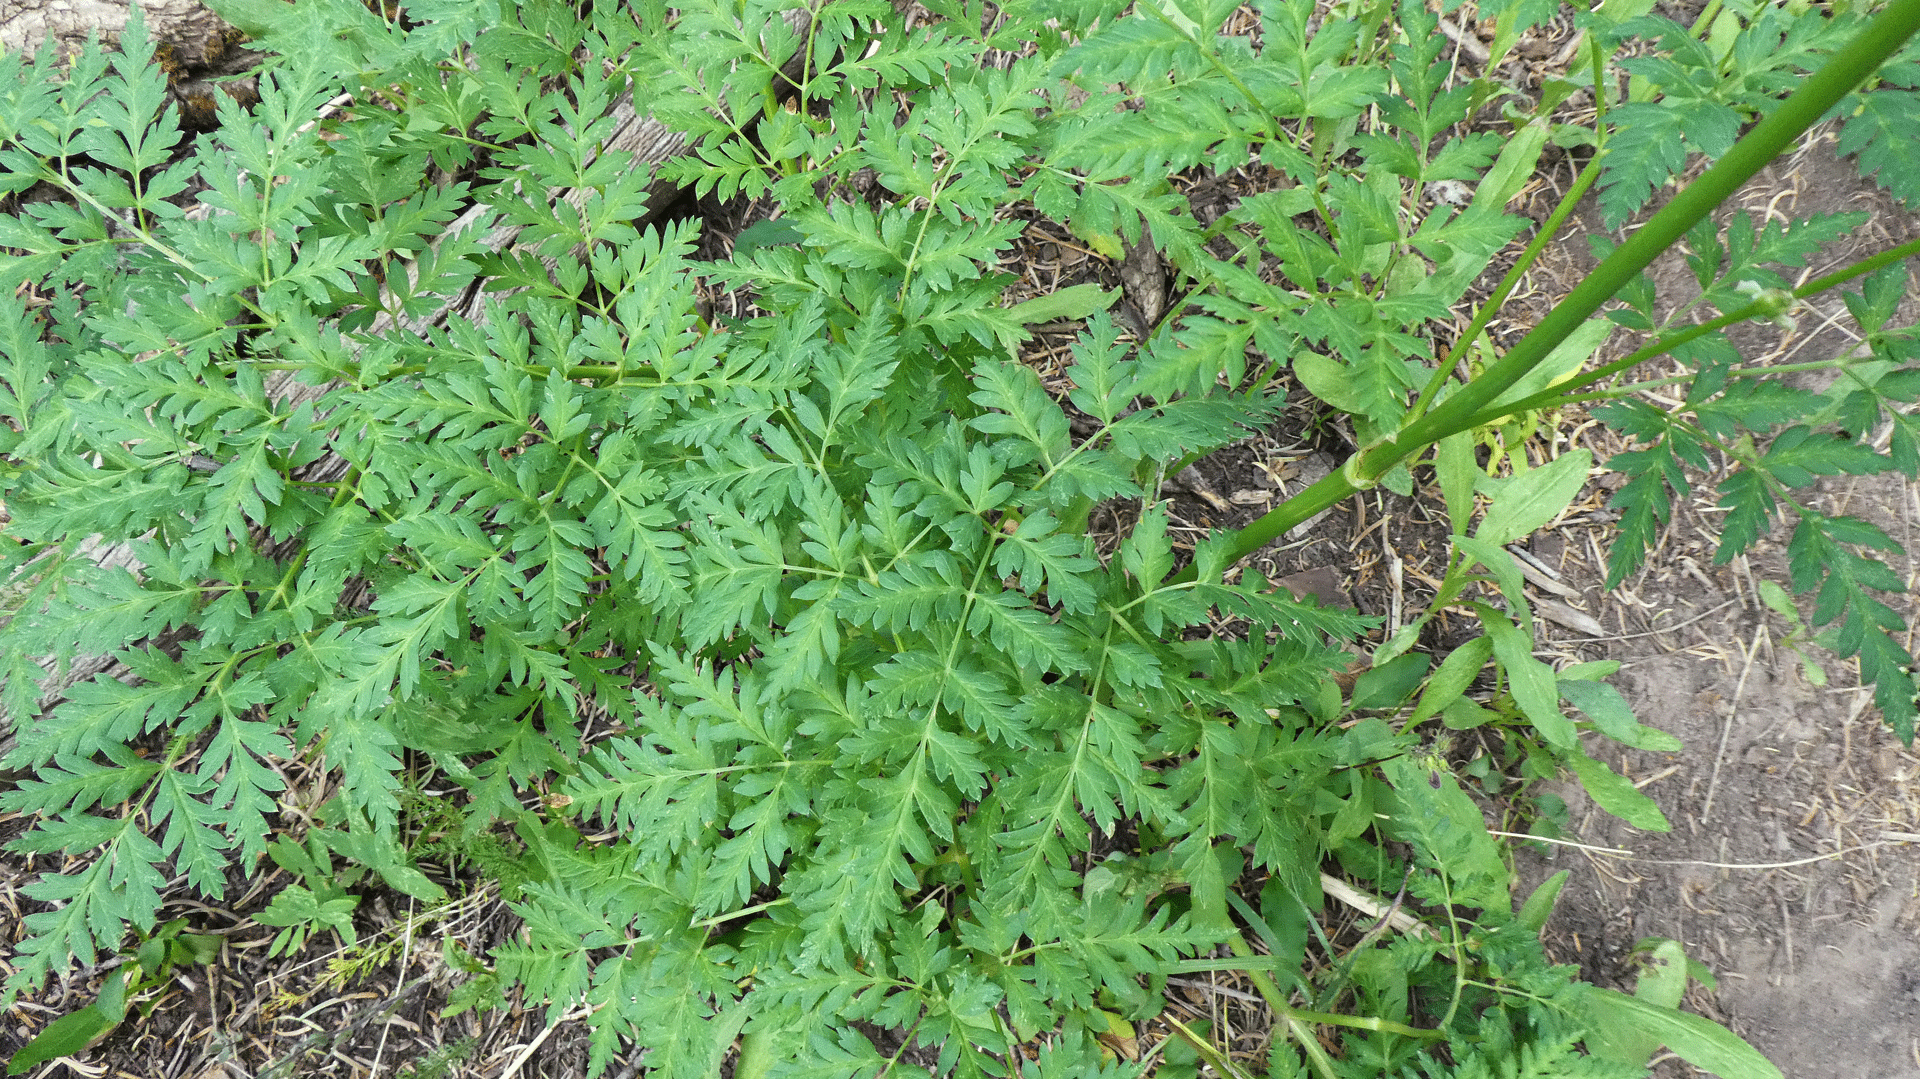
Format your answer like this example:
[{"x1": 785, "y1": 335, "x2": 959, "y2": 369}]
[
  {"x1": 1839, "y1": 86, "x2": 1920, "y2": 204},
  {"x1": 1789, "y1": 513, "x2": 1917, "y2": 742},
  {"x1": 1598, "y1": 100, "x2": 1742, "y2": 228}
]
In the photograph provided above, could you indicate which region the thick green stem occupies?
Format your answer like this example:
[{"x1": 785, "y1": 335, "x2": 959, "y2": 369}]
[
  {"x1": 1196, "y1": 0, "x2": 1920, "y2": 575},
  {"x1": 1406, "y1": 154, "x2": 1605, "y2": 424}
]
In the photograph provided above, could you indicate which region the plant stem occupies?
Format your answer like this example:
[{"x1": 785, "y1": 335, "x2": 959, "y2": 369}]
[
  {"x1": 1192, "y1": 0, "x2": 1920, "y2": 576},
  {"x1": 1461, "y1": 233, "x2": 1920, "y2": 427},
  {"x1": 1408, "y1": 33, "x2": 1612, "y2": 426},
  {"x1": 1591, "y1": 352, "x2": 1883, "y2": 397},
  {"x1": 1225, "y1": 942, "x2": 1343, "y2": 1079},
  {"x1": 1217, "y1": 927, "x2": 1442, "y2": 1079},
  {"x1": 1161, "y1": 1015, "x2": 1255, "y2": 1079},
  {"x1": 1406, "y1": 153, "x2": 1605, "y2": 423}
]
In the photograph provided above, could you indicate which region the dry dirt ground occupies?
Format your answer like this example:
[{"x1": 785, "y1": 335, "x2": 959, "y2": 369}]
[
  {"x1": 1507, "y1": 141, "x2": 1920, "y2": 1079},
  {"x1": 4, "y1": 6, "x2": 1920, "y2": 1079}
]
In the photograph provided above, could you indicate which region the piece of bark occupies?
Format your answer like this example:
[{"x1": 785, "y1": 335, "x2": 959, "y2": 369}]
[
  {"x1": 1117, "y1": 231, "x2": 1167, "y2": 330},
  {"x1": 1273, "y1": 565, "x2": 1354, "y2": 611},
  {"x1": 1, "y1": 0, "x2": 231, "y2": 60},
  {"x1": 1534, "y1": 597, "x2": 1607, "y2": 638}
]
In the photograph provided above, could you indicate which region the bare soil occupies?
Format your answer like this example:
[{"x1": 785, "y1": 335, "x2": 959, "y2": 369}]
[{"x1": 1509, "y1": 138, "x2": 1920, "y2": 1079}]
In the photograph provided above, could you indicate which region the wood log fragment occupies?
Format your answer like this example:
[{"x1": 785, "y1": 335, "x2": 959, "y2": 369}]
[{"x1": 2, "y1": 0, "x2": 231, "y2": 61}]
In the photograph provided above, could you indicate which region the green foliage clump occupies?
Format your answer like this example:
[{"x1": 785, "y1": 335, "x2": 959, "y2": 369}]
[
  {"x1": 1594, "y1": 2, "x2": 1920, "y2": 225},
  {"x1": 0, "y1": 6, "x2": 1389, "y2": 1071},
  {"x1": 3, "y1": 0, "x2": 1917, "y2": 1076}
]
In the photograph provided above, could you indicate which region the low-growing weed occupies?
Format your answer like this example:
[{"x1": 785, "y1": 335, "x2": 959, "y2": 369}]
[{"x1": 2, "y1": 0, "x2": 1918, "y2": 1076}]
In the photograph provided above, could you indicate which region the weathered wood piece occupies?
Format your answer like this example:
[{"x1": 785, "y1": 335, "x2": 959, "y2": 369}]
[{"x1": 1, "y1": 0, "x2": 229, "y2": 61}]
